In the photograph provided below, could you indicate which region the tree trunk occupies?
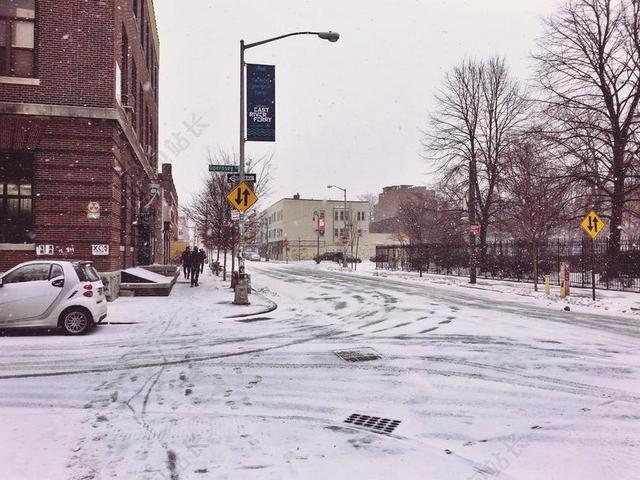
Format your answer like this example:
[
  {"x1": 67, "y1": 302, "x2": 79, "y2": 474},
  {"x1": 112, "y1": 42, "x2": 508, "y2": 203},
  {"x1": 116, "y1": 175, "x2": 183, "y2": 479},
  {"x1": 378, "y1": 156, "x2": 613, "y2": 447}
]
[
  {"x1": 533, "y1": 242, "x2": 539, "y2": 292},
  {"x1": 607, "y1": 153, "x2": 626, "y2": 278},
  {"x1": 222, "y1": 248, "x2": 227, "y2": 281},
  {"x1": 468, "y1": 158, "x2": 478, "y2": 284},
  {"x1": 479, "y1": 221, "x2": 488, "y2": 275}
]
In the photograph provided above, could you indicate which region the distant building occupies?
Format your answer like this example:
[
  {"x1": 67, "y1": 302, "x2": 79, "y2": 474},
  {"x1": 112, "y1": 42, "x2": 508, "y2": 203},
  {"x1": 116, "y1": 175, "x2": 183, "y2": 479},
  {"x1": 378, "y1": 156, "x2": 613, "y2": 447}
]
[
  {"x1": 0, "y1": 0, "x2": 168, "y2": 271},
  {"x1": 263, "y1": 194, "x2": 391, "y2": 261},
  {"x1": 370, "y1": 185, "x2": 435, "y2": 234}
]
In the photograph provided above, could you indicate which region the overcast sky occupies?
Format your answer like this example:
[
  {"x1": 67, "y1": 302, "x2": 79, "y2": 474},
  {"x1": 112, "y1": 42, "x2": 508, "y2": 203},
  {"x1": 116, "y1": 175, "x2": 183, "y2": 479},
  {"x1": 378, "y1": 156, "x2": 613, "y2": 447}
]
[{"x1": 154, "y1": 0, "x2": 562, "y2": 207}]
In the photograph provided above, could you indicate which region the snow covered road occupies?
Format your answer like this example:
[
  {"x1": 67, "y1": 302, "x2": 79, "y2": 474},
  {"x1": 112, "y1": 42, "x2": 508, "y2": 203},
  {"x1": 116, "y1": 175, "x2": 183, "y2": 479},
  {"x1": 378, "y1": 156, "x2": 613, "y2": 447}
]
[{"x1": 0, "y1": 262, "x2": 638, "y2": 479}]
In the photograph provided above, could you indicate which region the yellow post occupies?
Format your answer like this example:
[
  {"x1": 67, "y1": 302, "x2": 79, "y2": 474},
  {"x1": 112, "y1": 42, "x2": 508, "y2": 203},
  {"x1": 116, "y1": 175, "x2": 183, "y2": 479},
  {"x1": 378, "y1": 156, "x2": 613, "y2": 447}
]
[
  {"x1": 560, "y1": 279, "x2": 565, "y2": 299},
  {"x1": 544, "y1": 275, "x2": 550, "y2": 296}
]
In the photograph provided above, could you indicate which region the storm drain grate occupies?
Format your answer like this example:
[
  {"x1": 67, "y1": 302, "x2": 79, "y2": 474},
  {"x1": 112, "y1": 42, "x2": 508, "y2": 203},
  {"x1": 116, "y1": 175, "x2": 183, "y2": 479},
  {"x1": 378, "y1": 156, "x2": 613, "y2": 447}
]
[
  {"x1": 344, "y1": 414, "x2": 401, "y2": 434},
  {"x1": 333, "y1": 347, "x2": 382, "y2": 363}
]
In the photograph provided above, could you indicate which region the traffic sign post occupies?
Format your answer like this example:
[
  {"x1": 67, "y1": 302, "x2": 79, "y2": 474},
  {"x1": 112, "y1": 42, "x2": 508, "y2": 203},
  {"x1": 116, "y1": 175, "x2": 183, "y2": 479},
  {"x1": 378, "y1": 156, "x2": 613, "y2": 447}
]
[
  {"x1": 581, "y1": 210, "x2": 606, "y2": 301},
  {"x1": 226, "y1": 181, "x2": 258, "y2": 213}
]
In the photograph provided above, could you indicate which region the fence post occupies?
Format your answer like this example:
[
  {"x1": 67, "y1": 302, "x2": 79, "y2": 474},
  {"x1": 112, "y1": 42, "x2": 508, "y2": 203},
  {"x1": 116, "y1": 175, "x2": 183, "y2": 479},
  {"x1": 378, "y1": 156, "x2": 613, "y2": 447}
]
[
  {"x1": 581, "y1": 237, "x2": 585, "y2": 288},
  {"x1": 606, "y1": 238, "x2": 610, "y2": 290},
  {"x1": 557, "y1": 238, "x2": 561, "y2": 286}
]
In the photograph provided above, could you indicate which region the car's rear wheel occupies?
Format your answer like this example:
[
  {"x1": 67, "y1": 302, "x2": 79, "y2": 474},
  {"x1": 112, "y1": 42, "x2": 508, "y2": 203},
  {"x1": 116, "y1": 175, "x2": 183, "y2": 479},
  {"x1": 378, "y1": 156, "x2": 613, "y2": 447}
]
[{"x1": 60, "y1": 308, "x2": 93, "y2": 335}]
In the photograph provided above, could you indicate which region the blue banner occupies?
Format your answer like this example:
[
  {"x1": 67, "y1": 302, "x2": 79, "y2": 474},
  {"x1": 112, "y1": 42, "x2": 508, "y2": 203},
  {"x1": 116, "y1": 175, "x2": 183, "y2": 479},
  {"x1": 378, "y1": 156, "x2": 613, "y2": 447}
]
[{"x1": 246, "y1": 64, "x2": 275, "y2": 142}]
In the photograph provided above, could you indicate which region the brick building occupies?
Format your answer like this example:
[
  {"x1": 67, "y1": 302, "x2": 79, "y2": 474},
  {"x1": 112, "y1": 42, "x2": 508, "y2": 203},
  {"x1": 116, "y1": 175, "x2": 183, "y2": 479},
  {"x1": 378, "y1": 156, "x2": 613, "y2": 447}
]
[{"x1": 0, "y1": 0, "x2": 174, "y2": 272}]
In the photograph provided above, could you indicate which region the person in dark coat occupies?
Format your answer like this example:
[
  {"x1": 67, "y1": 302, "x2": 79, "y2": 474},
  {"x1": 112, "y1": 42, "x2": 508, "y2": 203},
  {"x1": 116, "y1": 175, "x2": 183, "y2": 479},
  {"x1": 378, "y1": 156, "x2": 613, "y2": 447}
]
[
  {"x1": 180, "y1": 246, "x2": 191, "y2": 279},
  {"x1": 200, "y1": 248, "x2": 206, "y2": 274},
  {"x1": 189, "y1": 248, "x2": 203, "y2": 287}
]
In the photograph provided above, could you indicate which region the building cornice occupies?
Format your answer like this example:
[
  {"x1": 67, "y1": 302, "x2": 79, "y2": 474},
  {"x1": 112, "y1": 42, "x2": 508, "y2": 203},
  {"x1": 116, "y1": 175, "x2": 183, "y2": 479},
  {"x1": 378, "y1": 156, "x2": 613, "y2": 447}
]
[{"x1": 0, "y1": 101, "x2": 156, "y2": 179}]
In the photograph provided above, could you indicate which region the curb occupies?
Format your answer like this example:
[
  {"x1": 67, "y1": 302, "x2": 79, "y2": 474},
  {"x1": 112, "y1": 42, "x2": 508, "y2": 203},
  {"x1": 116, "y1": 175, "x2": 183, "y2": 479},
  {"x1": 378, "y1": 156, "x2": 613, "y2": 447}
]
[{"x1": 224, "y1": 289, "x2": 278, "y2": 319}]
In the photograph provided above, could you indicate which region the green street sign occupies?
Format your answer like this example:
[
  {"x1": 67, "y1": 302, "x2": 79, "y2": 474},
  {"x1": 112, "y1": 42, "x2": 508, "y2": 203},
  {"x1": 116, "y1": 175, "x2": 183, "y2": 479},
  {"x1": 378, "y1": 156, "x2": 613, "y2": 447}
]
[{"x1": 209, "y1": 164, "x2": 239, "y2": 173}]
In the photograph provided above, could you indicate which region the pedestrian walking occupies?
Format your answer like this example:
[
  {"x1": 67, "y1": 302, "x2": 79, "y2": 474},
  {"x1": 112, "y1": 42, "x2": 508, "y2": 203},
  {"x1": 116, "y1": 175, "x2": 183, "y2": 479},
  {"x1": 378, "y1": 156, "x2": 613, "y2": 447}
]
[
  {"x1": 180, "y1": 246, "x2": 191, "y2": 279},
  {"x1": 189, "y1": 248, "x2": 203, "y2": 287},
  {"x1": 200, "y1": 248, "x2": 206, "y2": 274}
]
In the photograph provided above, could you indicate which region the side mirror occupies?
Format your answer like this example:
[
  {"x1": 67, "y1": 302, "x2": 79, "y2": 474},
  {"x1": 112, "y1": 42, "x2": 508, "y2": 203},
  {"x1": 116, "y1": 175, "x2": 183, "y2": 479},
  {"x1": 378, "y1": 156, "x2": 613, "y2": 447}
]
[{"x1": 51, "y1": 277, "x2": 64, "y2": 288}]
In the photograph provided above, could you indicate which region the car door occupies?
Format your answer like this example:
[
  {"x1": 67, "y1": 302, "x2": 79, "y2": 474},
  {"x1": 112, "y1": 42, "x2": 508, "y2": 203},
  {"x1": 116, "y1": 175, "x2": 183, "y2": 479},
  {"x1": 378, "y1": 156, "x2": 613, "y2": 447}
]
[{"x1": 0, "y1": 263, "x2": 61, "y2": 326}]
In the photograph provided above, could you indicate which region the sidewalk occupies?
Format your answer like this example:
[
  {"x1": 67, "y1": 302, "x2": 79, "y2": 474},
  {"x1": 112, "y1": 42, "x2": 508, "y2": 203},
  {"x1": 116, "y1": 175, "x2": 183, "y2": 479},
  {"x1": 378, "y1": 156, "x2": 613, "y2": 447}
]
[{"x1": 108, "y1": 267, "x2": 277, "y2": 324}]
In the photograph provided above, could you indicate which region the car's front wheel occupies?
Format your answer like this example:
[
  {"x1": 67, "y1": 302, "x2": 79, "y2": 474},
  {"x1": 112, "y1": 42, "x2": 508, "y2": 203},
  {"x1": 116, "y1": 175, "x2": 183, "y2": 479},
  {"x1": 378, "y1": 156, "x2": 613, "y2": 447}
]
[{"x1": 60, "y1": 308, "x2": 93, "y2": 335}]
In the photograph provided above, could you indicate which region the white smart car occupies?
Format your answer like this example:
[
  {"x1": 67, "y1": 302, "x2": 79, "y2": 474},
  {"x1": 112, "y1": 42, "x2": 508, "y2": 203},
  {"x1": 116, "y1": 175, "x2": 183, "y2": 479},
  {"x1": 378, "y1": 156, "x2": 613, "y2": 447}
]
[{"x1": 0, "y1": 260, "x2": 107, "y2": 335}]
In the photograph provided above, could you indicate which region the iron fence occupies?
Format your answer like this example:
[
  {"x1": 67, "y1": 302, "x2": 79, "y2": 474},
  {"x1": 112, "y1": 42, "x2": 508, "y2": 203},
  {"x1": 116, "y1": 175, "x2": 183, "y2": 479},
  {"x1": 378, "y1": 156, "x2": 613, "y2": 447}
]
[{"x1": 375, "y1": 238, "x2": 640, "y2": 292}]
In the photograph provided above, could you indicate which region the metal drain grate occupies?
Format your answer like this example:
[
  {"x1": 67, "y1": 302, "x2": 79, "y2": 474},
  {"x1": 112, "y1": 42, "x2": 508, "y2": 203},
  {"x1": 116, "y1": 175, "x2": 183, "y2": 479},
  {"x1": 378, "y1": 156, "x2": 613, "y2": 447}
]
[
  {"x1": 344, "y1": 414, "x2": 401, "y2": 434},
  {"x1": 333, "y1": 347, "x2": 382, "y2": 363}
]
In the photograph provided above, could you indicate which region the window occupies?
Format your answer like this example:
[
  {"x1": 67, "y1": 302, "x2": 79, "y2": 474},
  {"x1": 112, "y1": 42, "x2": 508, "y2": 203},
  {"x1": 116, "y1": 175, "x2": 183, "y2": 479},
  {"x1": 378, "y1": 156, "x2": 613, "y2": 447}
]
[
  {"x1": 357, "y1": 211, "x2": 366, "y2": 221},
  {"x1": 3, "y1": 263, "x2": 49, "y2": 284},
  {"x1": 50, "y1": 264, "x2": 64, "y2": 279},
  {"x1": 334, "y1": 228, "x2": 338, "y2": 238},
  {"x1": 74, "y1": 263, "x2": 100, "y2": 282},
  {"x1": 334, "y1": 210, "x2": 338, "y2": 221},
  {"x1": 0, "y1": 0, "x2": 36, "y2": 77},
  {"x1": 0, "y1": 153, "x2": 33, "y2": 243}
]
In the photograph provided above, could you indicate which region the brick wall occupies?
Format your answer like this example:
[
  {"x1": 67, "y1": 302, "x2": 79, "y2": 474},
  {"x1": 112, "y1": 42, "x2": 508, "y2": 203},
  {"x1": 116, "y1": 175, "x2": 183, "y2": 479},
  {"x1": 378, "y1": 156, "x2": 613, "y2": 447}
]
[
  {"x1": 0, "y1": 1, "x2": 163, "y2": 273},
  {"x1": 0, "y1": 0, "x2": 115, "y2": 107}
]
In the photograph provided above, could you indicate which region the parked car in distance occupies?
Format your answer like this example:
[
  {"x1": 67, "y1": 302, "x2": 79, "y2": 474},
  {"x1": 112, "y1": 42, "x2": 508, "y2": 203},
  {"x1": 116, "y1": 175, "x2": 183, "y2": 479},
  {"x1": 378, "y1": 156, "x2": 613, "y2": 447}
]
[
  {"x1": 313, "y1": 251, "x2": 342, "y2": 263},
  {"x1": 0, "y1": 260, "x2": 107, "y2": 335},
  {"x1": 313, "y1": 252, "x2": 362, "y2": 263},
  {"x1": 242, "y1": 250, "x2": 261, "y2": 261}
]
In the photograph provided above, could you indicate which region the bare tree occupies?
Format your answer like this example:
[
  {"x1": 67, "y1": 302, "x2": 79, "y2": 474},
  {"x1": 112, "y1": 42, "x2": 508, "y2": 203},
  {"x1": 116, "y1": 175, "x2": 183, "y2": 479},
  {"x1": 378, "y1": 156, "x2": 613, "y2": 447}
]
[
  {"x1": 498, "y1": 136, "x2": 572, "y2": 290},
  {"x1": 425, "y1": 57, "x2": 528, "y2": 273},
  {"x1": 533, "y1": 0, "x2": 640, "y2": 276},
  {"x1": 398, "y1": 192, "x2": 465, "y2": 244},
  {"x1": 186, "y1": 149, "x2": 272, "y2": 279},
  {"x1": 357, "y1": 192, "x2": 378, "y2": 223}
]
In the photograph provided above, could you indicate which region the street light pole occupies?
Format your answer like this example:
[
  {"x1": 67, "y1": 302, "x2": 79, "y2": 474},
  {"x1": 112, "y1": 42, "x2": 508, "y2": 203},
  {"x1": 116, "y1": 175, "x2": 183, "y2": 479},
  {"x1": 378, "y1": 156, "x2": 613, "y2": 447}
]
[
  {"x1": 238, "y1": 31, "x2": 339, "y2": 273},
  {"x1": 328, "y1": 184, "x2": 348, "y2": 267}
]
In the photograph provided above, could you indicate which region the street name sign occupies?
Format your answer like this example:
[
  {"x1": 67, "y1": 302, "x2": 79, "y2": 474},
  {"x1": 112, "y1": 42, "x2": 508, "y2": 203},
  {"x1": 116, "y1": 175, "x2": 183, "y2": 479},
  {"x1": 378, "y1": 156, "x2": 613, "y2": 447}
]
[
  {"x1": 209, "y1": 164, "x2": 239, "y2": 173},
  {"x1": 227, "y1": 173, "x2": 257, "y2": 184},
  {"x1": 581, "y1": 210, "x2": 605, "y2": 239},
  {"x1": 226, "y1": 181, "x2": 258, "y2": 213}
]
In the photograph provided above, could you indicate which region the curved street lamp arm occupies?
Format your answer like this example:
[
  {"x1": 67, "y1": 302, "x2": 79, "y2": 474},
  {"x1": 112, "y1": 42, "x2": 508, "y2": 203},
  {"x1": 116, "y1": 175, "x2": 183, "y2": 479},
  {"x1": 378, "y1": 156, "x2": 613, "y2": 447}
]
[{"x1": 244, "y1": 31, "x2": 338, "y2": 50}]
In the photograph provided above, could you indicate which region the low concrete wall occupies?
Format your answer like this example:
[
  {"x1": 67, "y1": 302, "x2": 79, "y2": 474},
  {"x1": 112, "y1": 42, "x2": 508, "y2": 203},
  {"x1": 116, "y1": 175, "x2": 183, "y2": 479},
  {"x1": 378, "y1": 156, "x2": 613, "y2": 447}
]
[
  {"x1": 100, "y1": 271, "x2": 121, "y2": 302},
  {"x1": 119, "y1": 265, "x2": 180, "y2": 297},
  {"x1": 142, "y1": 265, "x2": 180, "y2": 278}
]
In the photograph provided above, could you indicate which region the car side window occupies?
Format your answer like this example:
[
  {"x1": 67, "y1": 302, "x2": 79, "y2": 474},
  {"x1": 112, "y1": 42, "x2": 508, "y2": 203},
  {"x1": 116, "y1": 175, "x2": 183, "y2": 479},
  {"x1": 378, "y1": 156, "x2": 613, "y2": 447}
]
[
  {"x1": 50, "y1": 264, "x2": 64, "y2": 279},
  {"x1": 3, "y1": 264, "x2": 52, "y2": 284}
]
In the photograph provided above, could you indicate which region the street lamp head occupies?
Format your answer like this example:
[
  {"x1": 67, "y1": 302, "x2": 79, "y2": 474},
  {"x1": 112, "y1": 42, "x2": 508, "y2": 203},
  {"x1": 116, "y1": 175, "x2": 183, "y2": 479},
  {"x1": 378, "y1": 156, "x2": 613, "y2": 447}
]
[{"x1": 318, "y1": 31, "x2": 340, "y2": 42}]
